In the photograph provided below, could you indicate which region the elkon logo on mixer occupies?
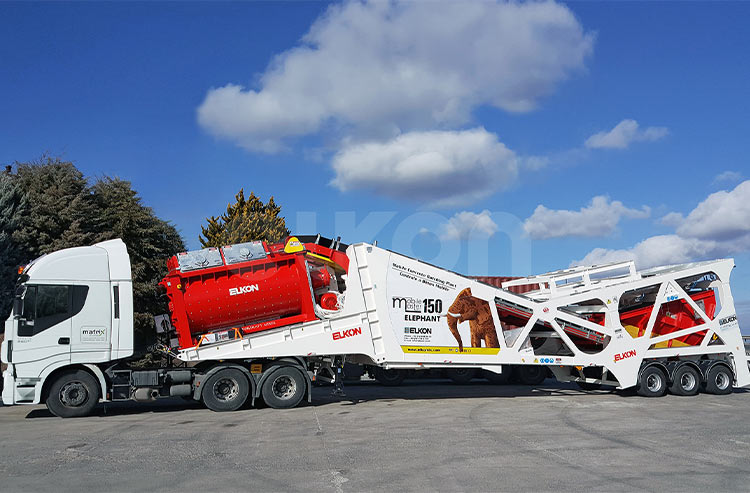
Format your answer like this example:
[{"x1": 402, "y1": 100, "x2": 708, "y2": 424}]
[{"x1": 229, "y1": 284, "x2": 260, "y2": 296}]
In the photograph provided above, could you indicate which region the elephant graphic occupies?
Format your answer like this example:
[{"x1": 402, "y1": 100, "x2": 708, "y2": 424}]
[{"x1": 446, "y1": 287, "x2": 499, "y2": 352}]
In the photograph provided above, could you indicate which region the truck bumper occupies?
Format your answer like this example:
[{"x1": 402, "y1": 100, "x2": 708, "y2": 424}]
[{"x1": 2, "y1": 369, "x2": 15, "y2": 405}]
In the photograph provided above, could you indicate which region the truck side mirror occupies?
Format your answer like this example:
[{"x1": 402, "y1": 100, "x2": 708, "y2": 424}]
[{"x1": 13, "y1": 297, "x2": 22, "y2": 318}]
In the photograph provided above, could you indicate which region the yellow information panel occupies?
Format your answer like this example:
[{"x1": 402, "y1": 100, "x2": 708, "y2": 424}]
[{"x1": 401, "y1": 346, "x2": 500, "y2": 355}]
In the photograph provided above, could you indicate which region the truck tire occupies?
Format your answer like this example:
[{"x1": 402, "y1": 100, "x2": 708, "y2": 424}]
[
  {"x1": 669, "y1": 365, "x2": 700, "y2": 396},
  {"x1": 517, "y1": 366, "x2": 547, "y2": 385},
  {"x1": 46, "y1": 370, "x2": 100, "y2": 418},
  {"x1": 373, "y1": 368, "x2": 406, "y2": 386},
  {"x1": 637, "y1": 366, "x2": 667, "y2": 397},
  {"x1": 261, "y1": 366, "x2": 306, "y2": 409},
  {"x1": 483, "y1": 368, "x2": 510, "y2": 385},
  {"x1": 704, "y1": 365, "x2": 733, "y2": 395},
  {"x1": 446, "y1": 368, "x2": 477, "y2": 384},
  {"x1": 202, "y1": 368, "x2": 250, "y2": 412}
]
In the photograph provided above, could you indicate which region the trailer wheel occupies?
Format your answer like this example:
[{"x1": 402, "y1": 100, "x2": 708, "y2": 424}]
[
  {"x1": 517, "y1": 366, "x2": 547, "y2": 385},
  {"x1": 446, "y1": 368, "x2": 477, "y2": 384},
  {"x1": 46, "y1": 370, "x2": 100, "y2": 418},
  {"x1": 483, "y1": 368, "x2": 510, "y2": 385},
  {"x1": 704, "y1": 365, "x2": 733, "y2": 395},
  {"x1": 669, "y1": 365, "x2": 700, "y2": 396},
  {"x1": 261, "y1": 366, "x2": 306, "y2": 409},
  {"x1": 637, "y1": 366, "x2": 667, "y2": 397},
  {"x1": 373, "y1": 368, "x2": 406, "y2": 386},
  {"x1": 202, "y1": 368, "x2": 250, "y2": 412}
]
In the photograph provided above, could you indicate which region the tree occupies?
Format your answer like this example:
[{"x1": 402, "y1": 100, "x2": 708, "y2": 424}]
[
  {"x1": 0, "y1": 157, "x2": 184, "y2": 349},
  {"x1": 199, "y1": 189, "x2": 289, "y2": 247},
  {"x1": 91, "y1": 177, "x2": 185, "y2": 347},
  {"x1": 12, "y1": 156, "x2": 101, "y2": 258},
  {"x1": 0, "y1": 168, "x2": 28, "y2": 320}
]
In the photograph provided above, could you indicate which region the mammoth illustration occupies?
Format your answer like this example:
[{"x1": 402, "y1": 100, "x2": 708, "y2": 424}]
[{"x1": 446, "y1": 287, "x2": 499, "y2": 352}]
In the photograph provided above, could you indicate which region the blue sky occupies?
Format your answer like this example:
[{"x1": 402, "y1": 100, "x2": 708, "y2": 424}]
[{"x1": 2, "y1": 1, "x2": 749, "y2": 325}]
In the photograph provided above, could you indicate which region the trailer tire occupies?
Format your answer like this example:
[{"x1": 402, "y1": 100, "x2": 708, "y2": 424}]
[
  {"x1": 483, "y1": 368, "x2": 510, "y2": 385},
  {"x1": 46, "y1": 370, "x2": 100, "y2": 418},
  {"x1": 446, "y1": 368, "x2": 476, "y2": 384},
  {"x1": 669, "y1": 365, "x2": 700, "y2": 396},
  {"x1": 261, "y1": 366, "x2": 306, "y2": 409},
  {"x1": 202, "y1": 368, "x2": 250, "y2": 412},
  {"x1": 637, "y1": 366, "x2": 667, "y2": 397},
  {"x1": 517, "y1": 366, "x2": 547, "y2": 386},
  {"x1": 704, "y1": 365, "x2": 733, "y2": 395},
  {"x1": 374, "y1": 368, "x2": 406, "y2": 386}
]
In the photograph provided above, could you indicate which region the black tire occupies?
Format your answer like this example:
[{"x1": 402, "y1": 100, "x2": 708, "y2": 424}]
[
  {"x1": 669, "y1": 365, "x2": 700, "y2": 396},
  {"x1": 637, "y1": 366, "x2": 667, "y2": 397},
  {"x1": 577, "y1": 381, "x2": 603, "y2": 391},
  {"x1": 483, "y1": 368, "x2": 511, "y2": 385},
  {"x1": 46, "y1": 370, "x2": 100, "y2": 418},
  {"x1": 517, "y1": 365, "x2": 547, "y2": 385},
  {"x1": 704, "y1": 365, "x2": 733, "y2": 395},
  {"x1": 202, "y1": 368, "x2": 250, "y2": 412},
  {"x1": 373, "y1": 368, "x2": 406, "y2": 386},
  {"x1": 261, "y1": 366, "x2": 306, "y2": 409},
  {"x1": 446, "y1": 368, "x2": 477, "y2": 384}
]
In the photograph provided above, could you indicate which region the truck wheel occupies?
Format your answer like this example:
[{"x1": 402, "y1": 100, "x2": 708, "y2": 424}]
[
  {"x1": 261, "y1": 366, "x2": 306, "y2": 409},
  {"x1": 637, "y1": 366, "x2": 667, "y2": 397},
  {"x1": 517, "y1": 366, "x2": 547, "y2": 385},
  {"x1": 46, "y1": 370, "x2": 100, "y2": 418},
  {"x1": 669, "y1": 365, "x2": 700, "y2": 396},
  {"x1": 202, "y1": 368, "x2": 250, "y2": 412},
  {"x1": 704, "y1": 365, "x2": 733, "y2": 395},
  {"x1": 483, "y1": 368, "x2": 510, "y2": 385},
  {"x1": 446, "y1": 368, "x2": 476, "y2": 384},
  {"x1": 373, "y1": 368, "x2": 406, "y2": 386}
]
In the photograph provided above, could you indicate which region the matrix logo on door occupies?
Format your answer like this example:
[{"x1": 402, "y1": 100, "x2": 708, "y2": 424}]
[
  {"x1": 81, "y1": 327, "x2": 107, "y2": 343},
  {"x1": 333, "y1": 327, "x2": 362, "y2": 341},
  {"x1": 229, "y1": 284, "x2": 259, "y2": 296}
]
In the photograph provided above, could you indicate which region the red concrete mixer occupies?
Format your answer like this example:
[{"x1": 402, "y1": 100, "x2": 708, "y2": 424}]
[{"x1": 160, "y1": 236, "x2": 349, "y2": 350}]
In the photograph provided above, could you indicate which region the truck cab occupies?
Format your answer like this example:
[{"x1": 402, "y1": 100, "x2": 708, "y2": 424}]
[{"x1": 1, "y1": 239, "x2": 134, "y2": 409}]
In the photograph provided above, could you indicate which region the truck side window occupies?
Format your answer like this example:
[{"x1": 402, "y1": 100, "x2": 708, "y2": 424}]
[{"x1": 18, "y1": 285, "x2": 70, "y2": 337}]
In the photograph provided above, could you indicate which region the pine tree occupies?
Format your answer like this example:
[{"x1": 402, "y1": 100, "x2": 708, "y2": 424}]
[
  {"x1": 199, "y1": 189, "x2": 289, "y2": 247},
  {"x1": 91, "y1": 177, "x2": 185, "y2": 348},
  {"x1": 0, "y1": 167, "x2": 28, "y2": 320}
]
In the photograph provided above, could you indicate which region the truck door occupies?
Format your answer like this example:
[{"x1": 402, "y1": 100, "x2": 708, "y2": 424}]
[{"x1": 12, "y1": 284, "x2": 75, "y2": 380}]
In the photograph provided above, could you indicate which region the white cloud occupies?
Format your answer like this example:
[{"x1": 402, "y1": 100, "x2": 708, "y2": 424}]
[
  {"x1": 439, "y1": 210, "x2": 499, "y2": 241},
  {"x1": 330, "y1": 128, "x2": 518, "y2": 207},
  {"x1": 523, "y1": 196, "x2": 650, "y2": 239},
  {"x1": 584, "y1": 119, "x2": 668, "y2": 150},
  {"x1": 713, "y1": 170, "x2": 742, "y2": 185},
  {"x1": 197, "y1": 0, "x2": 594, "y2": 151},
  {"x1": 574, "y1": 180, "x2": 750, "y2": 268}
]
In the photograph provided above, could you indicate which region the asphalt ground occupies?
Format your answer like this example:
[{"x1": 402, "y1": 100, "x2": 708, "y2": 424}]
[{"x1": 1, "y1": 379, "x2": 749, "y2": 493}]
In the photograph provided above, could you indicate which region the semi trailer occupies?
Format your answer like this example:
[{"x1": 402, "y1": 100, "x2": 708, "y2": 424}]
[{"x1": 2, "y1": 234, "x2": 749, "y2": 418}]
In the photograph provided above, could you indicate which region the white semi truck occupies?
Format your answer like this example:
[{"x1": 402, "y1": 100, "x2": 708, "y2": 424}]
[{"x1": 2, "y1": 236, "x2": 749, "y2": 417}]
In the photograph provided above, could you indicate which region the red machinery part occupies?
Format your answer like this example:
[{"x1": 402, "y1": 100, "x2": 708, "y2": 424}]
[
  {"x1": 319, "y1": 292, "x2": 339, "y2": 310},
  {"x1": 161, "y1": 237, "x2": 347, "y2": 350}
]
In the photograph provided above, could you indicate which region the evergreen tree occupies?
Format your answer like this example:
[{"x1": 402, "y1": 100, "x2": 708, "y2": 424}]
[
  {"x1": 199, "y1": 189, "x2": 289, "y2": 247},
  {"x1": 12, "y1": 156, "x2": 97, "y2": 256},
  {"x1": 91, "y1": 177, "x2": 185, "y2": 347},
  {"x1": 0, "y1": 167, "x2": 28, "y2": 320}
]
